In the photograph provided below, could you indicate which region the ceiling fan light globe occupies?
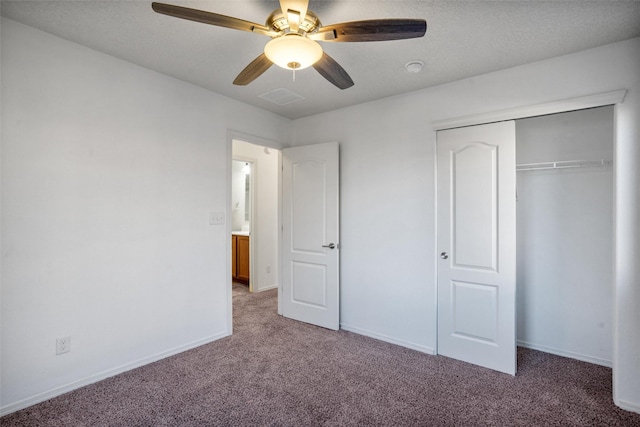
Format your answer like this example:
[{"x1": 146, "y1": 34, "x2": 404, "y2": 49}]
[{"x1": 264, "y1": 34, "x2": 323, "y2": 70}]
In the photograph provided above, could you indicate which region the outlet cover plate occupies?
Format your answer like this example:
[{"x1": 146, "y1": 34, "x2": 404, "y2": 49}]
[{"x1": 56, "y1": 336, "x2": 71, "y2": 355}]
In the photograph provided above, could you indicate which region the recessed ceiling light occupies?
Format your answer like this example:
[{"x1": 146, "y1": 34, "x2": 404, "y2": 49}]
[{"x1": 405, "y1": 60, "x2": 424, "y2": 73}]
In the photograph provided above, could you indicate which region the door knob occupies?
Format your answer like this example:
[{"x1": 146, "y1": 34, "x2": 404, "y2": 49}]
[
  {"x1": 440, "y1": 252, "x2": 448, "y2": 259},
  {"x1": 322, "y1": 243, "x2": 336, "y2": 249}
]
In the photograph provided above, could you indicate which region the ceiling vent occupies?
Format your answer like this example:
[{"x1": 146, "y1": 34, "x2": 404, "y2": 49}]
[{"x1": 259, "y1": 88, "x2": 305, "y2": 105}]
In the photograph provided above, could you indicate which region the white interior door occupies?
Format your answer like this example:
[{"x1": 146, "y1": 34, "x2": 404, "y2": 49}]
[
  {"x1": 437, "y1": 121, "x2": 517, "y2": 375},
  {"x1": 281, "y1": 142, "x2": 339, "y2": 330}
]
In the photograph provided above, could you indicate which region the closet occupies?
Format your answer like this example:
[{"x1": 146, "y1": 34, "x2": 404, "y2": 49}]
[{"x1": 515, "y1": 106, "x2": 614, "y2": 367}]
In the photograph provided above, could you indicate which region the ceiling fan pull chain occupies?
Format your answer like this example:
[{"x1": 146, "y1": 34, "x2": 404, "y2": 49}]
[{"x1": 293, "y1": 69, "x2": 296, "y2": 82}]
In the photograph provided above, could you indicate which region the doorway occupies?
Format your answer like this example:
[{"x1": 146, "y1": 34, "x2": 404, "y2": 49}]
[
  {"x1": 231, "y1": 139, "x2": 281, "y2": 296},
  {"x1": 231, "y1": 160, "x2": 252, "y2": 290},
  {"x1": 227, "y1": 136, "x2": 341, "y2": 332},
  {"x1": 436, "y1": 105, "x2": 615, "y2": 374}
]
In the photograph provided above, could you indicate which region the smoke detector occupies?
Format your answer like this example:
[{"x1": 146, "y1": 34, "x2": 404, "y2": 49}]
[{"x1": 405, "y1": 60, "x2": 424, "y2": 73}]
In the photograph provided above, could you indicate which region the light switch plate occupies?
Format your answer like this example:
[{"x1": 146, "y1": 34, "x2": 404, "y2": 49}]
[{"x1": 209, "y1": 212, "x2": 225, "y2": 225}]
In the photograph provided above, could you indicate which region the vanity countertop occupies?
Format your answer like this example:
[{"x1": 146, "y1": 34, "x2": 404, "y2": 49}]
[{"x1": 232, "y1": 231, "x2": 250, "y2": 236}]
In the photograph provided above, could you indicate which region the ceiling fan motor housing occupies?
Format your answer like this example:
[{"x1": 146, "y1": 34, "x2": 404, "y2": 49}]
[{"x1": 266, "y1": 9, "x2": 321, "y2": 35}]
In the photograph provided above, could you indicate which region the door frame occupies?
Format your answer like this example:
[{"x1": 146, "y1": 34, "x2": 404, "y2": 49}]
[
  {"x1": 432, "y1": 89, "x2": 626, "y2": 355},
  {"x1": 226, "y1": 130, "x2": 284, "y2": 334}
]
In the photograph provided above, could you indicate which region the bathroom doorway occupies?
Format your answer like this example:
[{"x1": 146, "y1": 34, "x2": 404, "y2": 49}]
[
  {"x1": 231, "y1": 159, "x2": 252, "y2": 290},
  {"x1": 231, "y1": 139, "x2": 280, "y2": 295}
]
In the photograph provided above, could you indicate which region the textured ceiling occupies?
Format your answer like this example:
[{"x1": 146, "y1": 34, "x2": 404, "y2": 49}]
[{"x1": 2, "y1": 1, "x2": 640, "y2": 119}]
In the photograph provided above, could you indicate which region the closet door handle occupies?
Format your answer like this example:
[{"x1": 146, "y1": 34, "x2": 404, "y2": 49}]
[
  {"x1": 322, "y1": 243, "x2": 336, "y2": 249},
  {"x1": 440, "y1": 252, "x2": 449, "y2": 260}
]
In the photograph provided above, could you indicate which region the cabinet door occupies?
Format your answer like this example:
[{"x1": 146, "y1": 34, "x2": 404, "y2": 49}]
[
  {"x1": 232, "y1": 235, "x2": 237, "y2": 279},
  {"x1": 237, "y1": 236, "x2": 250, "y2": 283}
]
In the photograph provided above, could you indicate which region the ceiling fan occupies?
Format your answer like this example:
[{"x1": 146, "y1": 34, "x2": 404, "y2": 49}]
[{"x1": 151, "y1": 0, "x2": 427, "y2": 89}]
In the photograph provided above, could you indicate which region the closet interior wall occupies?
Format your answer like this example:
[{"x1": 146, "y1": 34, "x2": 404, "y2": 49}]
[{"x1": 515, "y1": 106, "x2": 614, "y2": 367}]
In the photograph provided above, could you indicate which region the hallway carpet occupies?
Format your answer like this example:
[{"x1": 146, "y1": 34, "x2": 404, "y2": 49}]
[{"x1": 2, "y1": 284, "x2": 638, "y2": 426}]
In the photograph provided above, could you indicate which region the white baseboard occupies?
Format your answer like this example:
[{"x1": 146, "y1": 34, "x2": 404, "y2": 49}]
[
  {"x1": 255, "y1": 284, "x2": 278, "y2": 292},
  {"x1": 0, "y1": 331, "x2": 230, "y2": 417},
  {"x1": 340, "y1": 323, "x2": 435, "y2": 355},
  {"x1": 517, "y1": 340, "x2": 612, "y2": 367},
  {"x1": 615, "y1": 398, "x2": 640, "y2": 415}
]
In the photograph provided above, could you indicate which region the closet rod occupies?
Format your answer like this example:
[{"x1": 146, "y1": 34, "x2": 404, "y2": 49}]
[{"x1": 516, "y1": 159, "x2": 612, "y2": 172}]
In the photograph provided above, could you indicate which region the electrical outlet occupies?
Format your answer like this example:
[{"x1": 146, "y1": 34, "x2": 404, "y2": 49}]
[{"x1": 56, "y1": 336, "x2": 71, "y2": 355}]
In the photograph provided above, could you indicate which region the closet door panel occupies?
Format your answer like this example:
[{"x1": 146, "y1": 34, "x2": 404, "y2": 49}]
[
  {"x1": 437, "y1": 121, "x2": 516, "y2": 376},
  {"x1": 451, "y1": 143, "x2": 498, "y2": 271}
]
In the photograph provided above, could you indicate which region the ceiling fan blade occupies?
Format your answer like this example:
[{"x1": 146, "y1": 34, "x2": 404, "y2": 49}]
[
  {"x1": 312, "y1": 52, "x2": 354, "y2": 90},
  {"x1": 233, "y1": 54, "x2": 273, "y2": 86},
  {"x1": 152, "y1": 2, "x2": 273, "y2": 36},
  {"x1": 314, "y1": 19, "x2": 427, "y2": 42}
]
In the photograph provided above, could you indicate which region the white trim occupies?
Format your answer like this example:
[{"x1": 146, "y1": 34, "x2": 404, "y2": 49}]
[
  {"x1": 615, "y1": 399, "x2": 640, "y2": 415},
  {"x1": 340, "y1": 323, "x2": 436, "y2": 355},
  {"x1": 517, "y1": 340, "x2": 612, "y2": 368},
  {"x1": 0, "y1": 332, "x2": 229, "y2": 417},
  {"x1": 431, "y1": 90, "x2": 627, "y2": 131},
  {"x1": 226, "y1": 132, "x2": 234, "y2": 335},
  {"x1": 433, "y1": 134, "x2": 439, "y2": 355},
  {"x1": 277, "y1": 149, "x2": 283, "y2": 316},
  {"x1": 255, "y1": 284, "x2": 279, "y2": 292},
  {"x1": 227, "y1": 130, "x2": 286, "y2": 151}
]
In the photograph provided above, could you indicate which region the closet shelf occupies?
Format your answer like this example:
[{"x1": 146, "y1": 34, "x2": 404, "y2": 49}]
[{"x1": 516, "y1": 159, "x2": 612, "y2": 172}]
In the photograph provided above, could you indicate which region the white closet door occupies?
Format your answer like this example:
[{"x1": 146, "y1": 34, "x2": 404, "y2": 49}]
[{"x1": 437, "y1": 121, "x2": 517, "y2": 375}]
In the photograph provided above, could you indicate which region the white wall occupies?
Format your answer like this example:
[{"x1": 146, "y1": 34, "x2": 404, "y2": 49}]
[
  {"x1": 0, "y1": 18, "x2": 289, "y2": 414},
  {"x1": 515, "y1": 107, "x2": 614, "y2": 366},
  {"x1": 231, "y1": 160, "x2": 248, "y2": 231},
  {"x1": 290, "y1": 37, "x2": 640, "y2": 413},
  {"x1": 2, "y1": 15, "x2": 639, "y2": 416},
  {"x1": 233, "y1": 140, "x2": 279, "y2": 293}
]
